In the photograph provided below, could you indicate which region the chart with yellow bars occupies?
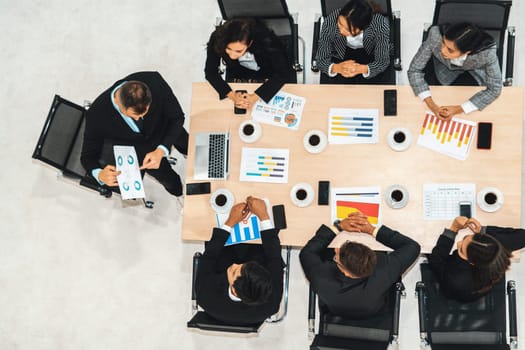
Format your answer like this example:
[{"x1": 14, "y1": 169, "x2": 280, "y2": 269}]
[
  {"x1": 417, "y1": 113, "x2": 477, "y2": 160},
  {"x1": 239, "y1": 147, "x2": 289, "y2": 184}
]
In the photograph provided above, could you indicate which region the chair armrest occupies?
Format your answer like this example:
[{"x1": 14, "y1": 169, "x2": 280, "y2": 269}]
[
  {"x1": 79, "y1": 177, "x2": 112, "y2": 198},
  {"x1": 393, "y1": 11, "x2": 402, "y2": 71},
  {"x1": 507, "y1": 280, "x2": 518, "y2": 349},
  {"x1": 267, "y1": 246, "x2": 292, "y2": 323},
  {"x1": 192, "y1": 252, "x2": 202, "y2": 313},
  {"x1": 308, "y1": 285, "x2": 317, "y2": 336},
  {"x1": 504, "y1": 26, "x2": 515, "y2": 86},
  {"x1": 290, "y1": 13, "x2": 302, "y2": 72},
  {"x1": 415, "y1": 281, "x2": 430, "y2": 347},
  {"x1": 391, "y1": 281, "x2": 405, "y2": 337},
  {"x1": 311, "y1": 14, "x2": 322, "y2": 72}
]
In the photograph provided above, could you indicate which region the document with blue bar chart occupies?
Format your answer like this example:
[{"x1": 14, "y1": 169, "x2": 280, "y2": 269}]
[
  {"x1": 328, "y1": 108, "x2": 379, "y2": 144},
  {"x1": 216, "y1": 199, "x2": 272, "y2": 246},
  {"x1": 239, "y1": 147, "x2": 289, "y2": 184}
]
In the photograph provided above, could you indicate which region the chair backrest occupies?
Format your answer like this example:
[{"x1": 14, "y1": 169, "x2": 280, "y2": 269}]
[
  {"x1": 420, "y1": 263, "x2": 507, "y2": 345},
  {"x1": 321, "y1": 0, "x2": 392, "y2": 18},
  {"x1": 218, "y1": 0, "x2": 289, "y2": 19},
  {"x1": 431, "y1": 0, "x2": 512, "y2": 65},
  {"x1": 32, "y1": 95, "x2": 87, "y2": 178}
]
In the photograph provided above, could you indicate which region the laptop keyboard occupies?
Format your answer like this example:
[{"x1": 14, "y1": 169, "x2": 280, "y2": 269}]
[{"x1": 208, "y1": 134, "x2": 226, "y2": 178}]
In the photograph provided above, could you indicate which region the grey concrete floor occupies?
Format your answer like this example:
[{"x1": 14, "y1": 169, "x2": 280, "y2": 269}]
[{"x1": 1, "y1": 0, "x2": 525, "y2": 349}]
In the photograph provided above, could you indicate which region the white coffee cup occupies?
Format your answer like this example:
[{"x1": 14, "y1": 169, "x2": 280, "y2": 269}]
[
  {"x1": 239, "y1": 120, "x2": 262, "y2": 143},
  {"x1": 303, "y1": 130, "x2": 328, "y2": 154}
]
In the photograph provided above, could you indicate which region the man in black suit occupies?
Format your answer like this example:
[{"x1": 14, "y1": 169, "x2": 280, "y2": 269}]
[
  {"x1": 196, "y1": 196, "x2": 284, "y2": 325},
  {"x1": 300, "y1": 212, "x2": 420, "y2": 318},
  {"x1": 81, "y1": 71, "x2": 188, "y2": 197}
]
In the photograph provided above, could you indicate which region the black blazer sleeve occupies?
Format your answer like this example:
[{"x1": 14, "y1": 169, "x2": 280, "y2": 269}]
[
  {"x1": 427, "y1": 229, "x2": 456, "y2": 283},
  {"x1": 155, "y1": 73, "x2": 187, "y2": 151},
  {"x1": 299, "y1": 225, "x2": 335, "y2": 281},
  {"x1": 486, "y1": 226, "x2": 525, "y2": 252},
  {"x1": 261, "y1": 228, "x2": 284, "y2": 309},
  {"x1": 195, "y1": 228, "x2": 230, "y2": 294},
  {"x1": 81, "y1": 108, "x2": 105, "y2": 173},
  {"x1": 374, "y1": 226, "x2": 421, "y2": 285},
  {"x1": 205, "y1": 43, "x2": 233, "y2": 100}
]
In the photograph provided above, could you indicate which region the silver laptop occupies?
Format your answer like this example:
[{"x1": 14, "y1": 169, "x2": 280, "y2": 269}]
[{"x1": 193, "y1": 132, "x2": 230, "y2": 180}]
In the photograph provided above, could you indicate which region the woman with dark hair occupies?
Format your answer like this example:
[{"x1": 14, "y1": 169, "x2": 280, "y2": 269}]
[
  {"x1": 428, "y1": 216, "x2": 525, "y2": 302},
  {"x1": 408, "y1": 22, "x2": 502, "y2": 120},
  {"x1": 315, "y1": 0, "x2": 391, "y2": 84},
  {"x1": 205, "y1": 18, "x2": 295, "y2": 110}
]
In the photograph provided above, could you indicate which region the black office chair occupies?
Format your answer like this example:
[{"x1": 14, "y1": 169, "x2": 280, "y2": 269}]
[
  {"x1": 416, "y1": 263, "x2": 518, "y2": 350},
  {"x1": 307, "y1": 265, "x2": 405, "y2": 349},
  {"x1": 311, "y1": 0, "x2": 402, "y2": 83},
  {"x1": 216, "y1": 0, "x2": 304, "y2": 83},
  {"x1": 423, "y1": 0, "x2": 516, "y2": 86},
  {"x1": 32, "y1": 95, "x2": 155, "y2": 208},
  {"x1": 187, "y1": 245, "x2": 292, "y2": 333}
]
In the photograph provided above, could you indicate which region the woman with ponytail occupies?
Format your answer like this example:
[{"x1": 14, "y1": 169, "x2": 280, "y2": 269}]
[{"x1": 428, "y1": 216, "x2": 525, "y2": 302}]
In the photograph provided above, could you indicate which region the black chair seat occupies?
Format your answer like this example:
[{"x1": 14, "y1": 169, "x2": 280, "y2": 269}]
[
  {"x1": 311, "y1": 334, "x2": 389, "y2": 350},
  {"x1": 187, "y1": 311, "x2": 263, "y2": 333}
]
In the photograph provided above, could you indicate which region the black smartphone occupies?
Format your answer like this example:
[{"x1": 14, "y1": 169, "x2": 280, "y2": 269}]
[
  {"x1": 272, "y1": 204, "x2": 287, "y2": 230},
  {"x1": 459, "y1": 201, "x2": 472, "y2": 218},
  {"x1": 477, "y1": 122, "x2": 493, "y2": 149},
  {"x1": 186, "y1": 182, "x2": 211, "y2": 195},
  {"x1": 384, "y1": 89, "x2": 397, "y2": 116},
  {"x1": 318, "y1": 180, "x2": 330, "y2": 205},
  {"x1": 234, "y1": 89, "x2": 248, "y2": 115}
]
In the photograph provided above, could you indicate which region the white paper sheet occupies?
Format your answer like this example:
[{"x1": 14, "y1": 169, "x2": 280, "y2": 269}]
[
  {"x1": 330, "y1": 187, "x2": 382, "y2": 226},
  {"x1": 113, "y1": 145, "x2": 145, "y2": 200},
  {"x1": 328, "y1": 108, "x2": 379, "y2": 144},
  {"x1": 423, "y1": 183, "x2": 476, "y2": 220},
  {"x1": 239, "y1": 147, "x2": 289, "y2": 184},
  {"x1": 251, "y1": 91, "x2": 306, "y2": 130}
]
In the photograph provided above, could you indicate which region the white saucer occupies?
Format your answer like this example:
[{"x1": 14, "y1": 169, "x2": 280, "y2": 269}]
[
  {"x1": 210, "y1": 188, "x2": 234, "y2": 214},
  {"x1": 238, "y1": 120, "x2": 262, "y2": 143},
  {"x1": 477, "y1": 187, "x2": 504, "y2": 213},
  {"x1": 303, "y1": 130, "x2": 328, "y2": 154},
  {"x1": 290, "y1": 183, "x2": 314, "y2": 207},
  {"x1": 384, "y1": 185, "x2": 409, "y2": 209},
  {"x1": 387, "y1": 127, "x2": 412, "y2": 152}
]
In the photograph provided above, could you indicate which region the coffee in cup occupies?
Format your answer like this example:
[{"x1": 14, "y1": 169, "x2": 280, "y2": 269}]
[
  {"x1": 243, "y1": 124, "x2": 255, "y2": 136},
  {"x1": 309, "y1": 134, "x2": 321, "y2": 146},
  {"x1": 391, "y1": 189, "x2": 404, "y2": 202},
  {"x1": 484, "y1": 192, "x2": 497, "y2": 205},
  {"x1": 215, "y1": 194, "x2": 227, "y2": 207},
  {"x1": 296, "y1": 189, "x2": 307, "y2": 201},
  {"x1": 393, "y1": 131, "x2": 406, "y2": 143}
]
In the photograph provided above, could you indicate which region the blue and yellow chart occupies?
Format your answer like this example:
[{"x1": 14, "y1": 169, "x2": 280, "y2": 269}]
[
  {"x1": 328, "y1": 108, "x2": 379, "y2": 144},
  {"x1": 240, "y1": 147, "x2": 289, "y2": 184}
]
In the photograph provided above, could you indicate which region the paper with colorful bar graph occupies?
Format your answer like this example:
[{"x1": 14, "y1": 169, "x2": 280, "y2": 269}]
[
  {"x1": 328, "y1": 108, "x2": 379, "y2": 144},
  {"x1": 330, "y1": 187, "x2": 382, "y2": 227},
  {"x1": 216, "y1": 198, "x2": 272, "y2": 246},
  {"x1": 239, "y1": 147, "x2": 289, "y2": 184},
  {"x1": 417, "y1": 112, "x2": 477, "y2": 160},
  {"x1": 252, "y1": 91, "x2": 306, "y2": 130}
]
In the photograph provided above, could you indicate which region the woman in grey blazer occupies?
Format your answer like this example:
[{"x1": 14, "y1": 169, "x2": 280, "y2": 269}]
[
  {"x1": 408, "y1": 23, "x2": 502, "y2": 119},
  {"x1": 316, "y1": 0, "x2": 391, "y2": 84}
]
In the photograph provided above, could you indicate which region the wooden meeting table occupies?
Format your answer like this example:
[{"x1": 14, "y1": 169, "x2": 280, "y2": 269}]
[{"x1": 182, "y1": 82, "x2": 523, "y2": 253}]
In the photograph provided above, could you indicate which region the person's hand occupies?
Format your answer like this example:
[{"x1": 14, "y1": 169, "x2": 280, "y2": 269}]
[
  {"x1": 438, "y1": 105, "x2": 463, "y2": 119},
  {"x1": 227, "y1": 90, "x2": 250, "y2": 109},
  {"x1": 244, "y1": 93, "x2": 260, "y2": 109},
  {"x1": 98, "y1": 165, "x2": 121, "y2": 187},
  {"x1": 246, "y1": 196, "x2": 269, "y2": 220},
  {"x1": 424, "y1": 97, "x2": 443, "y2": 120},
  {"x1": 225, "y1": 202, "x2": 250, "y2": 226},
  {"x1": 140, "y1": 148, "x2": 165, "y2": 170},
  {"x1": 333, "y1": 60, "x2": 359, "y2": 78},
  {"x1": 466, "y1": 217, "x2": 482, "y2": 234},
  {"x1": 340, "y1": 212, "x2": 375, "y2": 235},
  {"x1": 450, "y1": 216, "x2": 469, "y2": 233}
]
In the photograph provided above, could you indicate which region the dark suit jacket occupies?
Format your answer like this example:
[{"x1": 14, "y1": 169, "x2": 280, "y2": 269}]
[
  {"x1": 195, "y1": 227, "x2": 284, "y2": 325},
  {"x1": 204, "y1": 21, "x2": 295, "y2": 103},
  {"x1": 300, "y1": 225, "x2": 420, "y2": 318},
  {"x1": 81, "y1": 71, "x2": 187, "y2": 173},
  {"x1": 428, "y1": 226, "x2": 525, "y2": 302}
]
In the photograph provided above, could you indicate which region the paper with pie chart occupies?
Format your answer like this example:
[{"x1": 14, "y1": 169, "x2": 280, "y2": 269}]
[{"x1": 113, "y1": 145, "x2": 145, "y2": 200}]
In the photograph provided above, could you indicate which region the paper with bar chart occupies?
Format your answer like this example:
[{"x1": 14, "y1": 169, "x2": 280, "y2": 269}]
[
  {"x1": 252, "y1": 91, "x2": 306, "y2": 130},
  {"x1": 216, "y1": 198, "x2": 272, "y2": 245},
  {"x1": 240, "y1": 147, "x2": 289, "y2": 183},
  {"x1": 423, "y1": 183, "x2": 476, "y2": 220},
  {"x1": 328, "y1": 108, "x2": 379, "y2": 144},
  {"x1": 417, "y1": 113, "x2": 477, "y2": 160},
  {"x1": 330, "y1": 187, "x2": 382, "y2": 226}
]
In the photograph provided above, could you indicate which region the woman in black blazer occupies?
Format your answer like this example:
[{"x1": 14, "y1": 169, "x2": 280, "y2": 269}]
[
  {"x1": 428, "y1": 216, "x2": 525, "y2": 302},
  {"x1": 316, "y1": 0, "x2": 391, "y2": 84},
  {"x1": 205, "y1": 18, "x2": 295, "y2": 110}
]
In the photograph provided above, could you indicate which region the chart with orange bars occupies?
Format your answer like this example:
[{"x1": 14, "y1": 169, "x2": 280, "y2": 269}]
[
  {"x1": 417, "y1": 113, "x2": 477, "y2": 160},
  {"x1": 330, "y1": 187, "x2": 382, "y2": 226}
]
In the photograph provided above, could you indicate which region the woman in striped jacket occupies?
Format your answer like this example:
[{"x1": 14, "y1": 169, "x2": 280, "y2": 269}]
[{"x1": 316, "y1": 0, "x2": 391, "y2": 84}]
